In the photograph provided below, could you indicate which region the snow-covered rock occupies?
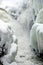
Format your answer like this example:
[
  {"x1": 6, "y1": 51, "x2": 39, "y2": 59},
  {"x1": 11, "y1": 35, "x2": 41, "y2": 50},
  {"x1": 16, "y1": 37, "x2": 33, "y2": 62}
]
[
  {"x1": 5, "y1": 42, "x2": 18, "y2": 63},
  {"x1": 0, "y1": 8, "x2": 18, "y2": 65}
]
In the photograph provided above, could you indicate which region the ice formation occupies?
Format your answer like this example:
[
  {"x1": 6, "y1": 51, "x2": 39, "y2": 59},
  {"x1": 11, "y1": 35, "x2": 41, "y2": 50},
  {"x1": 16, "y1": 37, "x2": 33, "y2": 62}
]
[
  {"x1": 30, "y1": 9, "x2": 43, "y2": 55},
  {"x1": 30, "y1": 23, "x2": 43, "y2": 53},
  {"x1": 30, "y1": 0, "x2": 43, "y2": 15}
]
